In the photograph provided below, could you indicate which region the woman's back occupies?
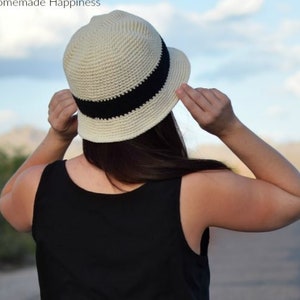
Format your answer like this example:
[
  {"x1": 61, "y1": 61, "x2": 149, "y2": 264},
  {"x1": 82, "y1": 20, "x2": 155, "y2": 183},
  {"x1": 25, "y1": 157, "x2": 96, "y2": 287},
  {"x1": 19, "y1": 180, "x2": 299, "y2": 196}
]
[{"x1": 33, "y1": 159, "x2": 210, "y2": 300}]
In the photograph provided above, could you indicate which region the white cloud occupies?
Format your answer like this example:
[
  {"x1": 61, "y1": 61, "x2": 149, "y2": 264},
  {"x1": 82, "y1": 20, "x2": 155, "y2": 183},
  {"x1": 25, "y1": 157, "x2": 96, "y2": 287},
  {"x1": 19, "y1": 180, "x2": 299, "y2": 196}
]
[
  {"x1": 199, "y1": 0, "x2": 264, "y2": 22},
  {"x1": 285, "y1": 72, "x2": 300, "y2": 97},
  {"x1": 0, "y1": 6, "x2": 116, "y2": 58},
  {"x1": 0, "y1": 3, "x2": 175, "y2": 59},
  {"x1": 0, "y1": 7, "x2": 76, "y2": 58}
]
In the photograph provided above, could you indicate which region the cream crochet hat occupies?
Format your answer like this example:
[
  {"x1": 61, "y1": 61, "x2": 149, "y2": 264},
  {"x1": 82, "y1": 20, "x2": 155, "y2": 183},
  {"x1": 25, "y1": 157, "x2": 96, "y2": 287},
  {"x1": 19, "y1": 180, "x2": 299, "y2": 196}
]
[{"x1": 63, "y1": 10, "x2": 190, "y2": 143}]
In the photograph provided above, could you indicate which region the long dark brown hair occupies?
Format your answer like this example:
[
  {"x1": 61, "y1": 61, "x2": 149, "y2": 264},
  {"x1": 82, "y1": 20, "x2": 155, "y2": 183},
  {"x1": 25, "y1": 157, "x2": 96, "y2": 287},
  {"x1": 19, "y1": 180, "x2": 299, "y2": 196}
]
[{"x1": 83, "y1": 112, "x2": 229, "y2": 183}]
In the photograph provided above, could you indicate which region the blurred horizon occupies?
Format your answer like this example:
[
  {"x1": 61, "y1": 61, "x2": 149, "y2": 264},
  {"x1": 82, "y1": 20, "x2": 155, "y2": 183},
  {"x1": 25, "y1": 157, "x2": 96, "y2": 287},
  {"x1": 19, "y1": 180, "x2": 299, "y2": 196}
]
[{"x1": 1, "y1": 125, "x2": 299, "y2": 177}]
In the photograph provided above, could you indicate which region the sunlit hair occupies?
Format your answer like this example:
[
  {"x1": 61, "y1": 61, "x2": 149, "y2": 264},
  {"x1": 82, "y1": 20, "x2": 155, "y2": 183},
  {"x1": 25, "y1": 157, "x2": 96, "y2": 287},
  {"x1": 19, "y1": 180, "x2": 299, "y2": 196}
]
[{"x1": 83, "y1": 112, "x2": 229, "y2": 183}]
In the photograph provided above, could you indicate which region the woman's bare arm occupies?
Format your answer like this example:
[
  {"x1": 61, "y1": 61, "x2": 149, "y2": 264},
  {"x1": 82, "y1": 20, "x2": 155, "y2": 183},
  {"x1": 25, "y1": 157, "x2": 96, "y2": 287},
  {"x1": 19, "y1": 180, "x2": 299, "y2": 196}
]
[
  {"x1": 0, "y1": 90, "x2": 78, "y2": 231},
  {"x1": 177, "y1": 84, "x2": 300, "y2": 233}
]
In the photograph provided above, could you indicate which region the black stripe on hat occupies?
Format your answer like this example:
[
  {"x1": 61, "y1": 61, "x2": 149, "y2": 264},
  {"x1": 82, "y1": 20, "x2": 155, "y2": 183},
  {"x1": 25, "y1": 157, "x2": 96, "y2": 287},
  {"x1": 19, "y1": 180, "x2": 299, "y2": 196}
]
[{"x1": 73, "y1": 38, "x2": 170, "y2": 120}]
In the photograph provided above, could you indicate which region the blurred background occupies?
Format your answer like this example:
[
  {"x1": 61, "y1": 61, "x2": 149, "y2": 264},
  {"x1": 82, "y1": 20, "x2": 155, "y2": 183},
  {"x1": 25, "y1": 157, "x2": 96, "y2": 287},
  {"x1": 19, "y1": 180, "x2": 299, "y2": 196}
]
[{"x1": 0, "y1": 0, "x2": 299, "y2": 299}]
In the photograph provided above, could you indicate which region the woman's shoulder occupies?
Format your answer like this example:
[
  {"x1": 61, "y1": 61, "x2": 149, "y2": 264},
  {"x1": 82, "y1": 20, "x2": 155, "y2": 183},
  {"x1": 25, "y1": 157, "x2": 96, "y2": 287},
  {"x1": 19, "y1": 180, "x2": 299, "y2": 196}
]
[
  {"x1": 0, "y1": 164, "x2": 48, "y2": 232},
  {"x1": 180, "y1": 169, "x2": 231, "y2": 213},
  {"x1": 180, "y1": 169, "x2": 237, "y2": 225},
  {"x1": 182, "y1": 169, "x2": 233, "y2": 194}
]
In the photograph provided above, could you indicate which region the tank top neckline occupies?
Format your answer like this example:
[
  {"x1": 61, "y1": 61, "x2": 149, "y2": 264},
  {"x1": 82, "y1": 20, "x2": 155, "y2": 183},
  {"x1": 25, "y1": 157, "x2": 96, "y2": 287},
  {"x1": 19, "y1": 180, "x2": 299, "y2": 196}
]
[{"x1": 61, "y1": 160, "x2": 150, "y2": 198}]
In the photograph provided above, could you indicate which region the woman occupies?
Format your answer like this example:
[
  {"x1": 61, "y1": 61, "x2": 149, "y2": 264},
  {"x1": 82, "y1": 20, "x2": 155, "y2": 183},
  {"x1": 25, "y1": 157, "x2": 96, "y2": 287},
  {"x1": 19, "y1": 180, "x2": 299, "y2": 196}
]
[{"x1": 1, "y1": 10, "x2": 300, "y2": 300}]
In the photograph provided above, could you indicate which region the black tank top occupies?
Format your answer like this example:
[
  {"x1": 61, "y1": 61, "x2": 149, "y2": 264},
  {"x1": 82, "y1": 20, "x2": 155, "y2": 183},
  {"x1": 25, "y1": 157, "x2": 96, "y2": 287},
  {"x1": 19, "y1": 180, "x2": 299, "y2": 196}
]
[{"x1": 32, "y1": 160, "x2": 210, "y2": 300}]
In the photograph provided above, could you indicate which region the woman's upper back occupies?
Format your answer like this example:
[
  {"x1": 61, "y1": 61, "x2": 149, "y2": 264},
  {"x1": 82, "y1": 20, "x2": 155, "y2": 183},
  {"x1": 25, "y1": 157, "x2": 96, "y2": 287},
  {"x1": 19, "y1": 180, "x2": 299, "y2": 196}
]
[{"x1": 32, "y1": 159, "x2": 210, "y2": 300}]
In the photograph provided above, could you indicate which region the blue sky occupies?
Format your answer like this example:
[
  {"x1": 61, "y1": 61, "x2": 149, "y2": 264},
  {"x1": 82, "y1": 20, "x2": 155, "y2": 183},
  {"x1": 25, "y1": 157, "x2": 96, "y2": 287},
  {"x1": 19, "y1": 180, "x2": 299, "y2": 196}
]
[{"x1": 0, "y1": 0, "x2": 299, "y2": 147}]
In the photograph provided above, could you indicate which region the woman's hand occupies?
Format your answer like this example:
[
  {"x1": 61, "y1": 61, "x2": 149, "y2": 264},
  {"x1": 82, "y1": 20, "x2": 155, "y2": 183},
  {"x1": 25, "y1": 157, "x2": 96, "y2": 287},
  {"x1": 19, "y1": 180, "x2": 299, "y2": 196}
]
[
  {"x1": 48, "y1": 89, "x2": 78, "y2": 141},
  {"x1": 177, "y1": 83, "x2": 300, "y2": 196},
  {"x1": 176, "y1": 83, "x2": 240, "y2": 138}
]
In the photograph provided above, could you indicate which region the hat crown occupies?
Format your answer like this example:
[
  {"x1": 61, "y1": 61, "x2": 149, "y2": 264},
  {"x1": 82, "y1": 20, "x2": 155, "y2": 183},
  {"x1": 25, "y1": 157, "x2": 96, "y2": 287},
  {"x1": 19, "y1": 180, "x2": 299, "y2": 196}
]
[
  {"x1": 63, "y1": 10, "x2": 162, "y2": 102},
  {"x1": 62, "y1": 10, "x2": 190, "y2": 143}
]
